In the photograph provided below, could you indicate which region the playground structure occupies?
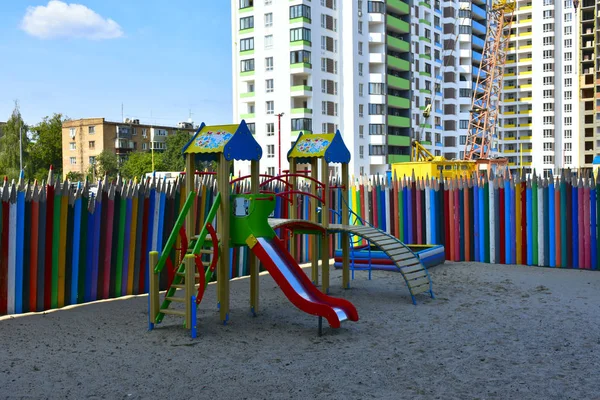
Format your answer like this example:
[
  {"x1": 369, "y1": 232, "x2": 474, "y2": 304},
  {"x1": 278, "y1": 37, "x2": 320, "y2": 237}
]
[{"x1": 148, "y1": 123, "x2": 434, "y2": 338}]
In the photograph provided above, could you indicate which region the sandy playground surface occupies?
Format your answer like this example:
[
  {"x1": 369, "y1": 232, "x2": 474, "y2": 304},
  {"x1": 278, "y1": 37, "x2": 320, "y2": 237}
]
[{"x1": 1, "y1": 261, "x2": 600, "y2": 400}]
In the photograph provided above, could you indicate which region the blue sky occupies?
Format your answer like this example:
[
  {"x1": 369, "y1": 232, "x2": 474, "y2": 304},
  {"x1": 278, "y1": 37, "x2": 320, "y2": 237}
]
[{"x1": 0, "y1": 1, "x2": 233, "y2": 127}]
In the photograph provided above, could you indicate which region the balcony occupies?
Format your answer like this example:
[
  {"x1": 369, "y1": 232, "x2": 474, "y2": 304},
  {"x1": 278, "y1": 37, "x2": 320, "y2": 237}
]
[
  {"x1": 290, "y1": 63, "x2": 312, "y2": 74},
  {"x1": 388, "y1": 36, "x2": 410, "y2": 51},
  {"x1": 387, "y1": 55, "x2": 410, "y2": 71},
  {"x1": 388, "y1": 115, "x2": 410, "y2": 128},
  {"x1": 291, "y1": 108, "x2": 312, "y2": 115},
  {"x1": 240, "y1": 91, "x2": 255, "y2": 98},
  {"x1": 387, "y1": 95, "x2": 410, "y2": 108},
  {"x1": 387, "y1": 15, "x2": 410, "y2": 33},
  {"x1": 388, "y1": 75, "x2": 410, "y2": 89},
  {"x1": 369, "y1": 32, "x2": 385, "y2": 44},
  {"x1": 386, "y1": 0, "x2": 409, "y2": 15},
  {"x1": 389, "y1": 154, "x2": 411, "y2": 163},
  {"x1": 387, "y1": 135, "x2": 411, "y2": 147},
  {"x1": 240, "y1": 113, "x2": 255, "y2": 119},
  {"x1": 290, "y1": 85, "x2": 312, "y2": 97}
]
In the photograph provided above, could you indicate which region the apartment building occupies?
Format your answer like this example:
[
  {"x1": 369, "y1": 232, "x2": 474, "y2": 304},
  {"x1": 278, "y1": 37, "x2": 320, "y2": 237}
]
[
  {"x1": 579, "y1": 0, "x2": 600, "y2": 171},
  {"x1": 231, "y1": 0, "x2": 412, "y2": 177},
  {"x1": 499, "y1": 0, "x2": 580, "y2": 177},
  {"x1": 61, "y1": 118, "x2": 196, "y2": 179}
]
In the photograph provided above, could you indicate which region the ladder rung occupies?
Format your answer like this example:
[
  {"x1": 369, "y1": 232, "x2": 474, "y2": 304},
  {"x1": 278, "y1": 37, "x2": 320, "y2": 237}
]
[
  {"x1": 159, "y1": 309, "x2": 186, "y2": 316},
  {"x1": 165, "y1": 296, "x2": 185, "y2": 303},
  {"x1": 176, "y1": 272, "x2": 201, "y2": 278},
  {"x1": 171, "y1": 283, "x2": 200, "y2": 289}
]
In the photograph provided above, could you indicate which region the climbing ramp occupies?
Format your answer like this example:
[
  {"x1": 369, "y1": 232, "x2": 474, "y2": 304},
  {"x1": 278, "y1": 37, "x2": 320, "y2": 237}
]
[{"x1": 268, "y1": 219, "x2": 434, "y2": 304}]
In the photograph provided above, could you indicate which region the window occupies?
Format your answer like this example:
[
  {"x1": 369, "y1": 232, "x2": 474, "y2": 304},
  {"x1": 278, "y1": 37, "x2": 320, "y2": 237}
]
[
  {"x1": 459, "y1": 120, "x2": 469, "y2": 130},
  {"x1": 458, "y1": 9, "x2": 470, "y2": 18},
  {"x1": 247, "y1": 123, "x2": 255, "y2": 134},
  {"x1": 265, "y1": 57, "x2": 273, "y2": 71},
  {"x1": 543, "y1": 103, "x2": 553, "y2": 112},
  {"x1": 564, "y1": 104, "x2": 572, "y2": 113},
  {"x1": 69, "y1": 127, "x2": 76, "y2": 137},
  {"x1": 543, "y1": 63, "x2": 553, "y2": 72},
  {"x1": 543, "y1": 76, "x2": 553, "y2": 85},
  {"x1": 564, "y1": 117, "x2": 572, "y2": 126},
  {"x1": 358, "y1": 63, "x2": 363, "y2": 76},
  {"x1": 564, "y1": 91, "x2": 572, "y2": 100},
  {"x1": 368, "y1": 104, "x2": 385, "y2": 115},
  {"x1": 358, "y1": 21, "x2": 363, "y2": 34},
  {"x1": 543, "y1": 37, "x2": 553, "y2": 46},
  {"x1": 267, "y1": 167, "x2": 275, "y2": 176},
  {"x1": 142, "y1": 143, "x2": 148, "y2": 150},
  {"x1": 264, "y1": 35, "x2": 273, "y2": 49},
  {"x1": 564, "y1": 26, "x2": 572, "y2": 35},
  {"x1": 359, "y1": 125, "x2": 364, "y2": 139},
  {"x1": 267, "y1": 145, "x2": 275, "y2": 158},
  {"x1": 564, "y1": 155, "x2": 572, "y2": 165},
  {"x1": 265, "y1": 79, "x2": 274, "y2": 93},
  {"x1": 241, "y1": 59, "x2": 255, "y2": 72},
  {"x1": 543, "y1": 50, "x2": 553, "y2": 59},
  {"x1": 358, "y1": 104, "x2": 364, "y2": 118},
  {"x1": 88, "y1": 126, "x2": 95, "y2": 134},
  {"x1": 266, "y1": 123, "x2": 274, "y2": 136},
  {"x1": 290, "y1": 5, "x2": 311, "y2": 21},
  {"x1": 565, "y1": 78, "x2": 572, "y2": 87},
  {"x1": 564, "y1": 39, "x2": 572, "y2": 48},
  {"x1": 564, "y1": 130, "x2": 572, "y2": 139},
  {"x1": 543, "y1": 10, "x2": 553, "y2": 19},
  {"x1": 543, "y1": 116, "x2": 554, "y2": 125},
  {"x1": 266, "y1": 101, "x2": 274, "y2": 114},
  {"x1": 240, "y1": 38, "x2": 254, "y2": 52},
  {"x1": 290, "y1": 50, "x2": 311, "y2": 65},
  {"x1": 240, "y1": 16, "x2": 254, "y2": 30},
  {"x1": 358, "y1": 42, "x2": 363, "y2": 55},
  {"x1": 543, "y1": 142, "x2": 553, "y2": 151},
  {"x1": 290, "y1": 27, "x2": 311, "y2": 43},
  {"x1": 543, "y1": 23, "x2": 553, "y2": 32},
  {"x1": 564, "y1": 142, "x2": 572, "y2": 152},
  {"x1": 239, "y1": 0, "x2": 253, "y2": 9},
  {"x1": 459, "y1": 136, "x2": 466, "y2": 145},
  {"x1": 369, "y1": 124, "x2": 384, "y2": 135},
  {"x1": 543, "y1": 155, "x2": 554, "y2": 165},
  {"x1": 543, "y1": 129, "x2": 554, "y2": 138},
  {"x1": 543, "y1": 90, "x2": 553, "y2": 98},
  {"x1": 69, "y1": 142, "x2": 76, "y2": 150},
  {"x1": 369, "y1": 83, "x2": 385, "y2": 95},
  {"x1": 358, "y1": 145, "x2": 364, "y2": 159},
  {"x1": 564, "y1": 52, "x2": 572, "y2": 61},
  {"x1": 358, "y1": 83, "x2": 364, "y2": 97},
  {"x1": 142, "y1": 128, "x2": 147, "y2": 138},
  {"x1": 564, "y1": 13, "x2": 572, "y2": 22},
  {"x1": 368, "y1": 1, "x2": 385, "y2": 13},
  {"x1": 291, "y1": 118, "x2": 312, "y2": 132},
  {"x1": 564, "y1": 65, "x2": 572, "y2": 74},
  {"x1": 70, "y1": 157, "x2": 77, "y2": 165},
  {"x1": 89, "y1": 156, "x2": 95, "y2": 164},
  {"x1": 264, "y1": 13, "x2": 272, "y2": 27},
  {"x1": 459, "y1": 25, "x2": 471, "y2": 34},
  {"x1": 89, "y1": 141, "x2": 95, "y2": 149}
]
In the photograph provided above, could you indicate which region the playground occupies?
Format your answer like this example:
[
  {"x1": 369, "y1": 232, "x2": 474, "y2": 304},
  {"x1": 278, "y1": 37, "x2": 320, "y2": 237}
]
[{"x1": 1, "y1": 260, "x2": 599, "y2": 399}]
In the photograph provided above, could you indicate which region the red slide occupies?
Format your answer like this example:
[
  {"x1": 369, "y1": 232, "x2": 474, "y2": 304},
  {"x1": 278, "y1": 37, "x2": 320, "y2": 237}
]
[{"x1": 250, "y1": 236, "x2": 359, "y2": 329}]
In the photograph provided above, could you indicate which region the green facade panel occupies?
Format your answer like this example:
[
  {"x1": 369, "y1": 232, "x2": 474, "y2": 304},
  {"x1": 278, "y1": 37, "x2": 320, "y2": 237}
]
[
  {"x1": 387, "y1": 95, "x2": 410, "y2": 109},
  {"x1": 388, "y1": 115, "x2": 410, "y2": 128},
  {"x1": 388, "y1": 135, "x2": 411, "y2": 147}
]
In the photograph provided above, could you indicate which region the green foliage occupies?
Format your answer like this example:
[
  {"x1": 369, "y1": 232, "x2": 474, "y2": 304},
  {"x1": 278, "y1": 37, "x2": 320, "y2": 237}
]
[
  {"x1": 160, "y1": 130, "x2": 194, "y2": 172},
  {"x1": 94, "y1": 150, "x2": 119, "y2": 180},
  {"x1": 65, "y1": 171, "x2": 84, "y2": 182},
  {"x1": 29, "y1": 113, "x2": 65, "y2": 181},
  {"x1": 0, "y1": 109, "x2": 29, "y2": 180},
  {"x1": 120, "y1": 151, "x2": 162, "y2": 180}
]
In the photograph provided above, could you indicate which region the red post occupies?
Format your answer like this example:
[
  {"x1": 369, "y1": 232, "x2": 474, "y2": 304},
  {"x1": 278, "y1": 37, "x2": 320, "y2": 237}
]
[{"x1": 276, "y1": 112, "x2": 284, "y2": 175}]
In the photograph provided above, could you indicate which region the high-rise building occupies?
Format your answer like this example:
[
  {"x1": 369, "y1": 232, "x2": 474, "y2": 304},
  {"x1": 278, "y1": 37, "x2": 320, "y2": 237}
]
[
  {"x1": 499, "y1": 0, "x2": 580, "y2": 177},
  {"x1": 231, "y1": 0, "x2": 413, "y2": 177},
  {"x1": 579, "y1": 0, "x2": 600, "y2": 171}
]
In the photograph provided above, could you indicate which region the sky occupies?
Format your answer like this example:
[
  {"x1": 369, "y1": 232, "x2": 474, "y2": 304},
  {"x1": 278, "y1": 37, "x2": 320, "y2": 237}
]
[{"x1": 0, "y1": 0, "x2": 233, "y2": 127}]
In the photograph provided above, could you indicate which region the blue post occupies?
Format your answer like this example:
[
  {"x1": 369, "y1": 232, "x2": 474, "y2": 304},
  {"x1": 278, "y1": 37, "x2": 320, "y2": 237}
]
[
  {"x1": 526, "y1": 185, "x2": 533, "y2": 265},
  {"x1": 191, "y1": 296, "x2": 197, "y2": 338},
  {"x1": 591, "y1": 187, "x2": 597, "y2": 270}
]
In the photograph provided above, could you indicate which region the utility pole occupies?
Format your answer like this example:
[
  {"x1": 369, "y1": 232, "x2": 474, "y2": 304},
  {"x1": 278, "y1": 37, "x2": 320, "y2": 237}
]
[{"x1": 276, "y1": 112, "x2": 285, "y2": 175}]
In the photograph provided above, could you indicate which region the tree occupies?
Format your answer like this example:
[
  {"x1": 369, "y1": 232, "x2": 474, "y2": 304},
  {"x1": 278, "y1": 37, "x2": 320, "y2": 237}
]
[
  {"x1": 65, "y1": 171, "x2": 84, "y2": 182},
  {"x1": 29, "y1": 113, "x2": 65, "y2": 181},
  {"x1": 94, "y1": 150, "x2": 119, "y2": 180},
  {"x1": 160, "y1": 130, "x2": 194, "y2": 172},
  {"x1": 120, "y1": 151, "x2": 161, "y2": 180},
  {"x1": 0, "y1": 103, "x2": 29, "y2": 179}
]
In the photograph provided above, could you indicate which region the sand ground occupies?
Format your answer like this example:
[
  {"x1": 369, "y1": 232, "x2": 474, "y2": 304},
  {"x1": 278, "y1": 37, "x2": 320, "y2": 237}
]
[{"x1": 1, "y1": 261, "x2": 599, "y2": 400}]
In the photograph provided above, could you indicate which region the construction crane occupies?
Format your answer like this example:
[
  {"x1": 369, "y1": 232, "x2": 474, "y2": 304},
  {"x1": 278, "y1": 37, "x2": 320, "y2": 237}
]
[{"x1": 463, "y1": 0, "x2": 516, "y2": 164}]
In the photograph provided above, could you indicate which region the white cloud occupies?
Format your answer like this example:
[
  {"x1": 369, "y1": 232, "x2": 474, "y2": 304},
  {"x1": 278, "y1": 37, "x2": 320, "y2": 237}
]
[{"x1": 21, "y1": 1, "x2": 123, "y2": 40}]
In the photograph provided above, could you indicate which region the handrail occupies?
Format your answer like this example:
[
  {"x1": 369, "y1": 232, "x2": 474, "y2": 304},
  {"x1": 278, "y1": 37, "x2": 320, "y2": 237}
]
[
  {"x1": 190, "y1": 192, "x2": 222, "y2": 255},
  {"x1": 154, "y1": 191, "x2": 196, "y2": 273}
]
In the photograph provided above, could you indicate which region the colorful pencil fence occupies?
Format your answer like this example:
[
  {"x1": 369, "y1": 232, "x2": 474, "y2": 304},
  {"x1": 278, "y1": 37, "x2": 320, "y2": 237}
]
[{"x1": 0, "y1": 169, "x2": 598, "y2": 316}]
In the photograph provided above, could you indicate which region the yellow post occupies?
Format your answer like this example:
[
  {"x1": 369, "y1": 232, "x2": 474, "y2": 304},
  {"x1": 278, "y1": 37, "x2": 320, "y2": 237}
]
[
  {"x1": 320, "y1": 158, "x2": 330, "y2": 294},
  {"x1": 249, "y1": 159, "x2": 259, "y2": 315},
  {"x1": 310, "y1": 158, "x2": 319, "y2": 284},
  {"x1": 184, "y1": 254, "x2": 195, "y2": 329},
  {"x1": 217, "y1": 153, "x2": 230, "y2": 323},
  {"x1": 288, "y1": 160, "x2": 297, "y2": 257},
  {"x1": 149, "y1": 251, "x2": 159, "y2": 324},
  {"x1": 341, "y1": 163, "x2": 350, "y2": 289}
]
